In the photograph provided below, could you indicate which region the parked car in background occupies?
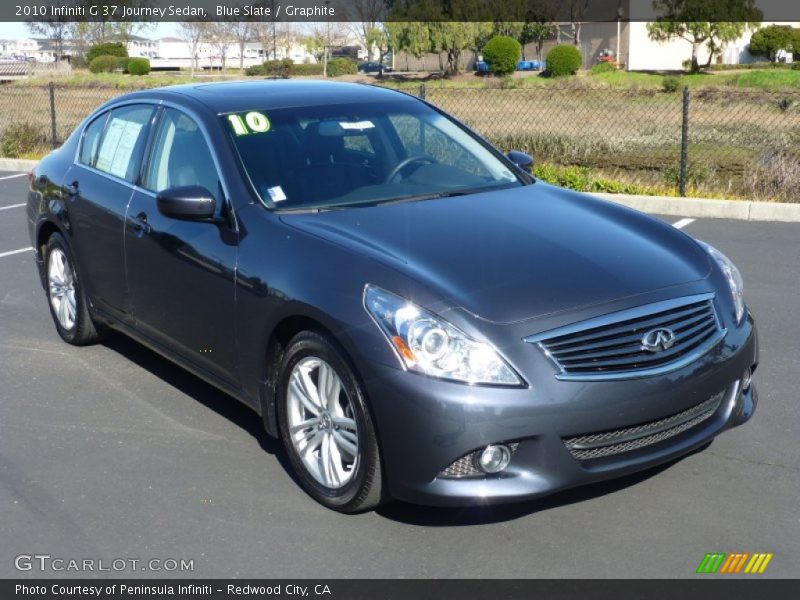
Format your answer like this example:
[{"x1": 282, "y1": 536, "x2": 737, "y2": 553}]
[
  {"x1": 358, "y1": 61, "x2": 391, "y2": 74},
  {"x1": 27, "y1": 80, "x2": 758, "y2": 513},
  {"x1": 476, "y1": 59, "x2": 543, "y2": 73}
]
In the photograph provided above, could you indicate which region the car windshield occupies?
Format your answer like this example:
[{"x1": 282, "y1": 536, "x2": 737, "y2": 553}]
[{"x1": 224, "y1": 99, "x2": 522, "y2": 210}]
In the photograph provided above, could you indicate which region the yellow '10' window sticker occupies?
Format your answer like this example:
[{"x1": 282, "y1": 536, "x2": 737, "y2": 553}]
[{"x1": 227, "y1": 112, "x2": 271, "y2": 136}]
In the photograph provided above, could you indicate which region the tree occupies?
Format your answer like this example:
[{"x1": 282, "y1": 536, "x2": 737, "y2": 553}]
[
  {"x1": 647, "y1": 0, "x2": 762, "y2": 72},
  {"x1": 230, "y1": 20, "x2": 256, "y2": 70},
  {"x1": 210, "y1": 21, "x2": 236, "y2": 69},
  {"x1": 303, "y1": 30, "x2": 326, "y2": 64},
  {"x1": 366, "y1": 26, "x2": 390, "y2": 71},
  {"x1": 72, "y1": 1, "x2": 152, "y2": 45},
  {"x1": 26, "y1": 19, "x2": 70, "y2": 62},
  {"x1": 385, "y1": 22, "x2": 430, "y2": 71},
  {"x1": 429, "y1": 22, "x2": 492, "y2": 74},
  {"x1": 350, "y1": 0, "x2": 386, "y2": 60},
  {"x1": 254, "y1": 0, "x2": 279, "y2": 60},
  {"x1": 178, "y1": 21, "x2": 211, "y2": 76},
  {"x1": 749, "y1": 24, "x2": 795, "y2": 62},
  {"x1": 793, "y1": 29, "x2": 800, "y2": 61},
  {"x1": 564, "y1": 0, "x2": 589, "y2": 46},
  {"x1": 521, "y1": 22, "x2": 557, "y2": 61}
]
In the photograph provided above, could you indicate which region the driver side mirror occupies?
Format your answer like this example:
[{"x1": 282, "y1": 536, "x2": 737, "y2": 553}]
[
  {"x1": 506, "y1": 150, "x2": 534, "y2": 173},
  {"x1": 156, "y1": 185, "x2": 216, "y2": 221}
]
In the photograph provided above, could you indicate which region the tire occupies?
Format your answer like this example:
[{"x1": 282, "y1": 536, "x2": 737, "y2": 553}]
[
  {"x1": 44, "y1": 232, "x2": 103, "y2": 346},
  {"x1": 277, "y1": 331, "x2": 385, "y2": 513}
]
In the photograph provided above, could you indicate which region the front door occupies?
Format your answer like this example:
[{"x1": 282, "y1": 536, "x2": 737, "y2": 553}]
[{"x1": 124, "y1": 107, "x2": 240, "y2": 385}]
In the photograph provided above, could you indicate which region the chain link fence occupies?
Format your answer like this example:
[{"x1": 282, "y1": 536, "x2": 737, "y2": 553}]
[
  {"x1": 421, "y1": 85, "x2": 800, "y2": 202},
  {"x1": 1, "y1": 82, "x2": 798, "y2": 202}
]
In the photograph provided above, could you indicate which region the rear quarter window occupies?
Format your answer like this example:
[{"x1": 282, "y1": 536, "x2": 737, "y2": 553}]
[{"x1": 78, "y1": 112, "x2": 109, "y2": 167}]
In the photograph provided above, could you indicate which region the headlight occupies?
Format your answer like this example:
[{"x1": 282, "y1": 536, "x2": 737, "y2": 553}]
[
  {"x1": 698, "y1": 241, "x2": 745, "y2": 325},
  {"x1": 364, "y1": 285, "x2": 522, "y2": 386}
]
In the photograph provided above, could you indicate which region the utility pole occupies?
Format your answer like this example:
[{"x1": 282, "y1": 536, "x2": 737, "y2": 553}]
[{"x1": 322, "y1": 0, "x2": 331, "y2": 77}]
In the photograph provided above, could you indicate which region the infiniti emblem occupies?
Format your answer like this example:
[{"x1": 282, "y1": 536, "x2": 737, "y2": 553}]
[{"x1": 641, "y1": 327, "x2": 676, "y2": 352}]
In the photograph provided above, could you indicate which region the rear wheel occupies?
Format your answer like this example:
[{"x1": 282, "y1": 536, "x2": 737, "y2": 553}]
[
  {"x1": 277, "y1": 331, "x2": 385, "y2": 513},
  {"x1": 44, "y1": 233, "x2": 102, "y2": 346}
]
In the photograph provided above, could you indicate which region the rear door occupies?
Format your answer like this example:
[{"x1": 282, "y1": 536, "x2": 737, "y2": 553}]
[
  {"x1": 63, "y1": 104, "x2": 155, "y2": 320},
  {"x1": 124, "y1": 107, "x2": 240, "y2": 385}
]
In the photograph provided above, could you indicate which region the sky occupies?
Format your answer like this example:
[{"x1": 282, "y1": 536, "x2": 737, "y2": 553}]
[{"x1": 0, "y1": 21, "x2": 181, "y2": 40}]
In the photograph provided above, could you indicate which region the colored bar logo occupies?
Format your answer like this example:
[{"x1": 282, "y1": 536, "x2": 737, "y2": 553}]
[{"x1": 696, "y1": 552, "x2": 773, "y2": 574}]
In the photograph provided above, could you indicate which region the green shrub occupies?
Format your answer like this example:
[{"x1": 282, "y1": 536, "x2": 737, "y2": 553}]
[
  {"x1": 793, "y1": 62, "x2": 800, "y2": 71},
  {"x1": 245, "y1": 58, "x2": 294, "y2": 77},
  {"x1": 1, "y1": 122, "x2": 48, "y2": 158},
  {"x1": 590, "y1": 61, "x2": 617, "y2": 74},
  {"x1": 546, "y1": 44, "x2": 582, "y2": 77},
  {"x1": 127, "y1": 58, "x2": 150, "y2": 75},
  {"x1": 662, "y1": 75, "x2": 682, "y2": 93},
  {"x1": 291, "y1": 62, "x2": 324, "y2": 76},
  {"x1": 89, "y1": 55, "x2": 120, "y2": 74},
  {"x1": 115, "y1": 56, "x2": 130, "y2": 73},
  {"x1": 327, "y1": 57, "x2": 358, "y2": 77},
  {"x1": 483, "y1": 35, "x2": 521, "y2": 76},
  {"x1": 532, "y1": 162, "x2": 653, "y2": 195},
  {"x1": 245, "y1": 59, "x2": 323, "y2": 77},
  {"x1": 86, "y1": 42, "x2": 128, "y2": 63}
]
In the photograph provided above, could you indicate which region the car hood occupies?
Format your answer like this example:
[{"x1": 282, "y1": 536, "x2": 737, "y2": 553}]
[{"x1": 279, "y1": 184, "x2": 711, "y2": 324}]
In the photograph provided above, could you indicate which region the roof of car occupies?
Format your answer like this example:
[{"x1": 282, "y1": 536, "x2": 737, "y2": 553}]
[{"x1": 141, "y1": 80, "x2": 414, "y2": 114}]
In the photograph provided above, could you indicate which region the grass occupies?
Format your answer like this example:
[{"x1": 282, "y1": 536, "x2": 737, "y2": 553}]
[{"x1": 724, "y1": 69, "x2": 800, "y2": 91}]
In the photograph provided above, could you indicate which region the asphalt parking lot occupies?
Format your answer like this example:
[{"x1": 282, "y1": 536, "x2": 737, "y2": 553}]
[{"x1": 0, "y1": 169, "x2": 798, "y2": 579}]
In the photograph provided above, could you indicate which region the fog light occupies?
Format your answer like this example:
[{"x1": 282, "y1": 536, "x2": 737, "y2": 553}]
[
  {"x1": 742, "y1": 368, "x2": 753, "y2": 391},
  {"x1": 475, "y1": 444, "x2": 511, "y2": 474}
]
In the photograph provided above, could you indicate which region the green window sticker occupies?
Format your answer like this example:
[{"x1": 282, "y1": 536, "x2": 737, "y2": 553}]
[{"x1": 227, "y1": 112, "x2": 271, "y2": 136}]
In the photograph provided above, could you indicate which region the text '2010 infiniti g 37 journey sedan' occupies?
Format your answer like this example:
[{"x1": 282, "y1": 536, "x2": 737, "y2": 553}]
[{"x1": 27, "y1": 81, "x2": 758, "y2": 512}]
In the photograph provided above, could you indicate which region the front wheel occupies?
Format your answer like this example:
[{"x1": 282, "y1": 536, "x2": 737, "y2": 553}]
[{"x1": 277, "y1": 331, "x2": 385, "y2": 513}]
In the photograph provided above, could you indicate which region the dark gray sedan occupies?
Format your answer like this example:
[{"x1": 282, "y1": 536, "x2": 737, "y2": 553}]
[{"x1": 27, "y1": 81, "x2": 758, "y2": 512}]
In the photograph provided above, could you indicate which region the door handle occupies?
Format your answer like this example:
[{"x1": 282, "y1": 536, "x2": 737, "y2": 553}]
[{"x1": 132, "y1": 211, "x2": 151, "y2": 235}]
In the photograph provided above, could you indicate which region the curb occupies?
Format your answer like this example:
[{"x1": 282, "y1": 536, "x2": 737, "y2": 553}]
[
  {"x1": 596, "y1": 193, "x2": 800, "y2": 223},
  {"x1": 0, "y1": 158, "x2": 38, "y2": 172}
]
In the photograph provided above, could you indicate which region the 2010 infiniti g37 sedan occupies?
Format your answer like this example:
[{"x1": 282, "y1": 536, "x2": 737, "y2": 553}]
[{"x1": 27, "y1": 81, "x2": 758, "y2": 512}]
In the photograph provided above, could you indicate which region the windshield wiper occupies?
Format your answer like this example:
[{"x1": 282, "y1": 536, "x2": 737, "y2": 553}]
[{"x1": 277, "y1": 183, "x2": 517, "y2": 213}]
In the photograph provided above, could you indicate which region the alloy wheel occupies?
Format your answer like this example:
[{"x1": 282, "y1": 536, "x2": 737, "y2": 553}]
[
  {"x1": 48, "y1": 247, "x2": 77, "y2": 331},
  {"x1": 286, "y1": 356, "x2": 359, "y2": 489}
]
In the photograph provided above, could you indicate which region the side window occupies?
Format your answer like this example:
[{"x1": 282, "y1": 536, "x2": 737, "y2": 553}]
[
  {"x1": 342, "y1": 134, "x2": 375, "y2": 156},
  {"x1": 79, "y1": 112, "x2": 109, "y2": 167},
  {"x1": 389, "y1": 114, "x2": 489, "y2": 178},
  {"x1": 94, "y1": 105, "x2": 154, "y2": 182},
  {"x1": 144, "y1": 108, "x2": 220, "y2": 197}
]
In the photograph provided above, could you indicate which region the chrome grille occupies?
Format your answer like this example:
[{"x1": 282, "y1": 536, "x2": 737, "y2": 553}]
[
  {"x1": 438, "y1": 443, "x2": 519, "y2": 479},
  {"x1": 526, "y1": 294, "x2": 725, "y2": 380},
  {"x1": 563, "y1": 391, "x2": 724, "y2": 461}
]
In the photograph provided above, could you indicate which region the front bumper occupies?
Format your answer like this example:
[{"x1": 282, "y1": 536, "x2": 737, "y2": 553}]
[{"x1": 359, "y1": 316, "x2": 758, "y2": 507}]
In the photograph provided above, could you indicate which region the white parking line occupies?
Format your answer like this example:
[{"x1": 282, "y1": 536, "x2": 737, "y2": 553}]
[
  {"x1": 0, "y1": 173, "x2": 26, "y2": 181},
  {"x1": 0, "y1": 247, "x2": 32, "y2": 258},
  {"x1": 672, "y1": 218, "x2": 696, "y2": 229},
  {"x1": 0, "y1": 203, "x2": 25, "y2": 211}
]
